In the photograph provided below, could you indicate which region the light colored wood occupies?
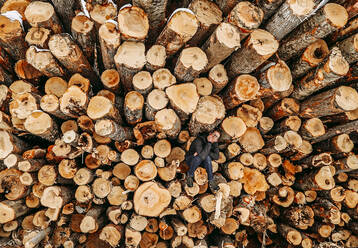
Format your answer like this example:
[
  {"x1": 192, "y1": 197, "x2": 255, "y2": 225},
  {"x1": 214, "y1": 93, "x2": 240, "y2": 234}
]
[
  {"x1": 156, "y1": 9, "x2": 199, "y2": 55},
  {"x1": 118, "y1": 6, "x2": 149, "y2": 41},
  {"x1": 146, "y1": 45, "x2": 167, "y2": 71}
]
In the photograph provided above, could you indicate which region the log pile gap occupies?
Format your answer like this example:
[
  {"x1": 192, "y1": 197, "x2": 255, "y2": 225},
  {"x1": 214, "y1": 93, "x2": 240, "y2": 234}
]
[{"x1": 1, "y1": 0, "x2": 358, "y2": 247}]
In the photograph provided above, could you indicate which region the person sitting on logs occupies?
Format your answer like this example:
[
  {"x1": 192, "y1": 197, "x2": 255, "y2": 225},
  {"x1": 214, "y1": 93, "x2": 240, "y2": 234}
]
[{"x1": 186, "y1": 131, "x2": 220, "y2": 190}]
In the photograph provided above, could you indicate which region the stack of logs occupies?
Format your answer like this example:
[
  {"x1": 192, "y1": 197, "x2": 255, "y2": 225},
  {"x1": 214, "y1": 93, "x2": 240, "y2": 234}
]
[{"x1": 1, "y1": 0, "x2": 358, "y2": 247}]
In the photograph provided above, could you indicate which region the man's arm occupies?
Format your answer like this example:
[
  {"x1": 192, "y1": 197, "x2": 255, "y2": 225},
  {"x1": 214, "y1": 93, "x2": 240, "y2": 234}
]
[
  {"x1": 209, "y1": 142, "x2": 219, "y2": 160},
  {"x1": 198, "y1": 142, "x2": 212, "y2": 160},
  {"x1": 188, "y1": 138, "x2": 202, "y2": 157}
]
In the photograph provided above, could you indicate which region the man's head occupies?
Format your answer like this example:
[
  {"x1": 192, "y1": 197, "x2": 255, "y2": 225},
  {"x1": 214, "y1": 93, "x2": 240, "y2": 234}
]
[{"x1": 207, "y1": 131, "x2": 220, "y2": 143}]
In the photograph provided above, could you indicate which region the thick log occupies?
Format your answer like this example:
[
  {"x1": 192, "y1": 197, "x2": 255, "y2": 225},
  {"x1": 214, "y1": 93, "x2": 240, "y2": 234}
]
[
  {"x1": 226, "y1": 29, "x2": 279, "y2": 77},
  {"x1": 219, "y1": 116, "x2": 247, "y2": 143},
  {"x1": 0, "y1": 13, "x2": 27, "y2": 60},
  {"x1": 174, "y1": 47, "x2": 207, "y2": 82},
  {"x1": 26, "y1": 46, "x2": 65, "y2": 77},
  {"x1": 155, "y1": 9, "x2": 198, "y2": 56},
  {"x1": 166, "y1": 83, "x2": 199, "y2": 121},
  {"x1": 278, "y1": 3, "x2": 348, "y2": 61},
  {"x1": 292, "y1": 47, "x2": 349, "y2": 100},
  {"x1": 117, "y1": 6, "x2": 149, "y2": 41},
  {"x1": 24, "y1": 1, "x2": 63, "y2": 33},
  {"x1": 300, "y1": 86, "x2": 358, "y2": 118},
  {"x1": 49, "y1": 33, "x2": 97, "y2": 84},
  {"x1": 291, "y1": 39, "x2": 329, "y2": 79},
  {"x1": 227, "y1": 1, "x2": 264, "y2": 40},
  {"x1": 132, "y1": 0, "x2": 168, "y2": 44},
  {"x1": 257, "y1": 0, "x2": 284, "y2": 21},
  {"x1": 222, "y1": 74, "x2": 260, "y2": 109},
  {"x1": 264, "y1": 0, "x2": 316, "y2": 40},
  {"x1": 189, "y1": 95, "x2": 225, "y2": 136},
  {"x1": 50, "y1": 0, "x2": 76, "y2": 32},
  {"x1": 24, "y1": 111, "x2": 59, "y2": 142},
  {"x1": 155, "y1": 108, "x2": 181, "y2": 139},
  {"x1": 114, "y1": 41, "x2": 146, "y2": 92},
  {"x1": 295, "y1": 166, "x2": 335, "y2": 191},
  {"x1": 188, "y1": 0, "x2": 222, "y2": 46},
  {"x1": 133, "y1": 181, "x2": 171, "y2": 217},
  {"x1": 201, "y1": 22, "x2": 241, "y2": 71},
  {"x1": 89, "y1": 2, "x2": 117, "y2": 27}
]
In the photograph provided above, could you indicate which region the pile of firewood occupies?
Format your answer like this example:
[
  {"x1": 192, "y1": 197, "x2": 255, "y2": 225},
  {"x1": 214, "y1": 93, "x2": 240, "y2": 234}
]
[{"x1": 1, "y1": 0, "x2": 358, "y2": 247}]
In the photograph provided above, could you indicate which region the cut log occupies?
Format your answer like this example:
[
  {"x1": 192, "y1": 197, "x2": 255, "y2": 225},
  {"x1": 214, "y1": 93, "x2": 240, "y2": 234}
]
[
  {"x1": 278, "y1": 3, "x2": 348, "y2": 61},
  {"x1": 292, "y1": 47, "x2": 349, "y2": 100},
  {"x1": 222, "y1": 74, "x2": 260, "y2": 109},
  {"x1": 133, "y1": 71, "x2": 153, "y2": 95},
  {"x1": 258, "y1": 59, "x2": 292, "y2": 98},
  {"x1": 219, "y1": 116, "x2": 247, "y2": 143},
  {"x1": 44, "y1": 77, "x2": 67, "y2": 98},
  {"x1": 295, "y1": 166, "x2": 335, "y2": 191},
  {"x1": 0, "y1": 13, "x2": 27, "y2": 60},
  {"x1": 338, "y1": 33, "x2": 358, "y2": 65},
  {"x1": 267, "y1": 98, "x2": 300, "y2": 121},
  {"x1": 133, "y1": 181, "x2": 171, "y2": 217},
  {"x1": 300, "y1": 86, "x2": 358, "y2": 118},
  {"x1": 264, "y1": 0, "x2": 316, "y2": 40},
  {"x1": 24, "y1": 111, "x2": 59, "y2": 142},
  {"x1": 300, "y1": 118, "x2": 325, "y2": 139},
  {"x1": 118, "y1": 6, "x2": 149, "y2": 41},
  {"x1": 257, "y1": 0, "x2": 284, "y2": 21},
  {"x1": 166, "y1": 83, "x2": 199, "y2": 121},
  {"x1": 188, "y1": 0, "x2": 222, "y2": 46},
  {"x1": 278, "y1": 224, "x2": 302, "y2": 246},
  {"x1": 152, "y1": 68, "x2": 176, "y2": 90},
  {"x1": 174, "y1": 47, "x2": 208, "y2": 82},
  {"x1": 49, "y1": 33, "x2": 97, "y2": 84},
  {"x1": 201, "y1": 22, "x2": 241, "y2": 71},
  {"x1": 0, "y1": 200, "x2": 28, "y2": 224},
  {"x1": 87, "y1": 95, "x2": 121, "y2": 123},
  {"x1": 156, "y1": 9, "x2": 198, "y2": 56},
  {"x1": 189, "y1": 95, "x2": 225, "y2": 136},
  {"x1": 291, "y1": 39, "x2": 329, "y2": 79},
  {"x1": 71, "y1": 14, "x2": 96, "y2": 63},
  {"x1": 146, "y1": 45, "x2": 167, "y2": 71},
  {"x1": 145, "y1": 89, "x2": 168, "y2": 121},
  {"x1": 124, "y1": 91, "x2": 144, "y2": 125},
  {"x1": 24, "y1": 1, "x2": 63, "y2": 33},
  {"x1": 227, "y1": 1, "x2": 264, "y2": 40},
  {"x1": 135, "y1": 160, "x2": 157, "y2": 181},
  {"x1": 0, "y1": 130, "x2": 28, "y2": 159},
  {"x1": 25, "y1": 27, "x2": 51, "y2": 48},
  {"x1": 208, "y1": 64, "x2": 228, "y2": 94},
  {"x1": 155, "y1": 108, "x2": 181, "y2": 139},
  {"x1": 236, "y1": 104, "x2": 262, "y2": 127},
  {"x1": 114, "y1": 41, "x2": 146, "y2": 92},
  {"x1": 26, "y1": 46, "x2": 65, "y2": 77},
  {"x1": 98, "y1": 22, "x2": 121, "y2": 70},
  {"x1": 226, "y1": 29, "x2": 279, "y2": 77}
]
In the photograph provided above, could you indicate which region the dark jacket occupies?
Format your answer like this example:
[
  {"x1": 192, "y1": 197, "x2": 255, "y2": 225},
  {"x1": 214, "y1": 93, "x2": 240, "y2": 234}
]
[{"x1": 186, "y1": 135, "x2": 219, "y2": 161}]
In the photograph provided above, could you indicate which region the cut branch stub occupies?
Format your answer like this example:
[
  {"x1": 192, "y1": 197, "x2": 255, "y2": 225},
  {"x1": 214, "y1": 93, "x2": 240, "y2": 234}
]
[{"x1": 133, "y1": 181, "x2": 171, "y2": 217}]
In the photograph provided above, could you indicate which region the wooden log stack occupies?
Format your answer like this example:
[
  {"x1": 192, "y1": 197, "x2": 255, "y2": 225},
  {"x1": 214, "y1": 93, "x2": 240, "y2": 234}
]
[{"x1": 1, "y1": 0, "x2": 358, "y2": 248}]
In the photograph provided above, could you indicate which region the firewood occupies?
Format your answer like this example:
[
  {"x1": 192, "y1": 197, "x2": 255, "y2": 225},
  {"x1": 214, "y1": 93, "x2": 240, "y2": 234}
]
[
  {"x1": 226, "y1": 29, "x2": 279, "y2": 77},
  {"x1": 98, "y1": 22, "x2": 120, "y2": 70},
  {"x1": 124, "y1": 91, "x2": 144, "y2": 125},
  {"x1": 292, "y1": 47, "x2": 349, "y2": 100},
  {"x1": 201, "y1": 22, "x2": 241, "y2": 71},
  {"x1": 132, "y1": 0, "x2": 167, "y2": 44},
  {"x1": 71, "y1": 14, "x2": 96, "y2": 63},
  {"x1": 114, "y1": 41, "x2": 146, "y2": 92},
  {"x1": 48, "y1": 33, "x2": 97, "y2": 83},
  {"x1": 118, "y1": 6, "x2": 149, "y2": 41},
  {"x1": 187, "y1": 0, "x2": 222, "y2": 46},
  {"x1": 0, "y1": 14, "x2": 27, "y2": 60},
  {"x1": 156, "y1": 9, "x2": 198, "y2": 56},
  {"x1": 152, "y1": 68, "x2": 176, "y2": 90},
  {"x1": 89, "y1": 2, "x2": 117, "y2": 28},
  {"x1": 25, "y1": 27, "x2": 51, "y2": 49},
  {"x1": 278, "y1": 3, "x2": 348, "y2": 61},
  {"x1": 291, "y1": 39, "x2": 330, "y2": 79},
  {"x1": 145, "y1": 45, "x2": 167, "y2": 72},
  {"x1": 189, "y1": 95, "x2": 225, "y2": 136},
  {"x1": 300, "y1": 86, "x2": 358, "y2": 118},
  {"x1": 24, "y1": 1, "x2": 63, "y2": 33},
  {"x1": 132, "y1": 71, "x2": 153, "y2": 95},
  {"x1": 174, "y1": 47, "x2": 207, "y2": 82},
  {"x1": 26, "y1": 46, "x2": 65, "y2": 77},
  {"x1": 227, "y1": 1, "x2": 263, "y2": 41}
]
